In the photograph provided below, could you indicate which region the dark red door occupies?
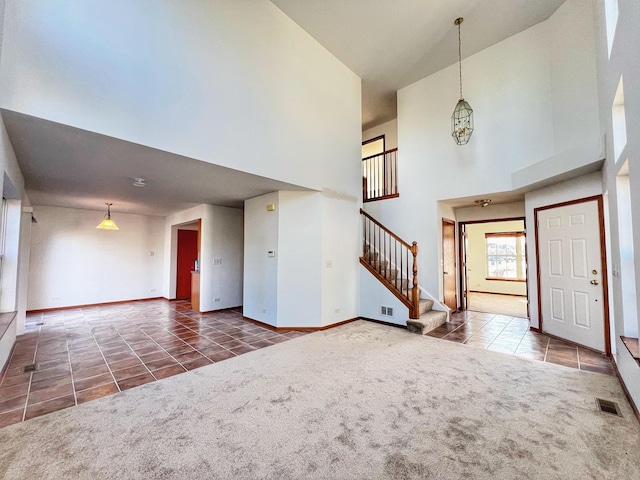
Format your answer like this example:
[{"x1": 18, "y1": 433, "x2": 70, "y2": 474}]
[{"x1": 176, "y1": 230, "x2": 198, "y2": 299}]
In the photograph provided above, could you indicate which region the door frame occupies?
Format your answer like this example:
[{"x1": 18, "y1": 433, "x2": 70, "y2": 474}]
[
  {"x1": 442, "y1": 218, "x2": 457, "y2": 312},
  {"x1": 458, "y1": 217, "x2": 527, "y2": 313},
  {"x1": 534, "y1": 195, "x2": 611, "y2": 356}
]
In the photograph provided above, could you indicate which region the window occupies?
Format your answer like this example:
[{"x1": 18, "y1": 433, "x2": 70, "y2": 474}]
[
  {"x1": 485, "y1": 232, "x2": 526, "y2": 281},
  {"x1": 362, "y1": 135, "x2": 385, "y2": 158}
]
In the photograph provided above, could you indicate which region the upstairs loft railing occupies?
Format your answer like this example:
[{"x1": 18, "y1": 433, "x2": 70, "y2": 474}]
[
  {"x1": 360, "y1": 208, "x2": 420, "y2": 319},
  {"x1": 362, "y1": 148, "x2": 398, "y2": 202}
]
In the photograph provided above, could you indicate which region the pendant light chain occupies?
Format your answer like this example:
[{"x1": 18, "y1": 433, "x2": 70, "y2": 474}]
[{"x1": 458, "y1": 21, "x2": 463, "y2": 99}]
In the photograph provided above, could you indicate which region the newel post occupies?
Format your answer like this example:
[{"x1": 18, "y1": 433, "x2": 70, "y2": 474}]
[{"x1": 411, "y1": 241, "x2": 419, "y2": 319}]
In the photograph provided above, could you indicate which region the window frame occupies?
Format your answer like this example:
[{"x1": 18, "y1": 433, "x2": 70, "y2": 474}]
[{"x1": 485, "y1": 231, "x2": 526, "y2": 282}]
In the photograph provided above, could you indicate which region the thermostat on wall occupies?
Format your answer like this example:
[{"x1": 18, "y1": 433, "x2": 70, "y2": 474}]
[{"x1": 268, "y1": 250, "x2": 276, "y2": 257}]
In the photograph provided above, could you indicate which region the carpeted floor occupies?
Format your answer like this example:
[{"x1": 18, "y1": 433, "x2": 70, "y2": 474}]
[
  {"x1": 467, "y1": 291, "x2": 529, "y2": 317},
  {"x1": 0, "y1": 320, "x2": 638, "y2": 479}
]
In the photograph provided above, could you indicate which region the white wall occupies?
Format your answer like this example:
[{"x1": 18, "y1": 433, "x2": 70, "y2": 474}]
[
  {"x1": 362, "y1": 119, "x2": 398, "y2": 150},
  {"x1": 244, "y1": 190, "x2": 360, "y2": 328},
  {"x1": 594, "y1": 0, "x2": 640, "y2": 407},
  {"x1": 27, "y1": 205, "x2": 164, "y2": 310},
  {"x1": 244, "y1": 193, "x2": 279, "y2": 326},
  {"x1": 456, "y1": 202, "x2": 526, "y2": 223},
  {"x1": 164, "y1": 204, "x2": 243, "y2": 312},
  {"x1": 0, "y1": 0, "x2": 361, "y2": 194},
  {"x1": 524, "y1": 172, "x2": 603, "y2": 329},
  {"x1": 466, "y1": 221, "x2": 527, "y2": 296},
  {"x1": 321, "y1": 193, "x2": 360, "y2": 326},
  {"x1": 359, "y1": 264, "x2": 408, "y2": 326},
  {"x1": 277, "y1": 192, "x2": 322, "y2": 327},
  {"x1": 0, "y1": 112, "x2": 28, "y2": 367},
  {"x1": 364, "y1": 0, "x2": 600, "y2": 309}
]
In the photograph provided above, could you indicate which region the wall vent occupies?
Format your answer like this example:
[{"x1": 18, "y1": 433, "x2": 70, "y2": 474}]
[
  {"x1": 595, "y1": 398, "x2": 623, "y2": 417},
  {"x1": 380, "y1": 306, "x2": 394, "y2": 317}
]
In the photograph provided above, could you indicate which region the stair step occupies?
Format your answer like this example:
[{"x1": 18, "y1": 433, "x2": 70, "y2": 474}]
[
  {"x1": 419, "y1": 299, "x2": 434, "y2": 315},
  {"x1": 363, "y1": 252, "x2": 378, "y2": 262},
  {"x1": 406, "y1": 310, "x2": 448, "y2": 335},
  {"x1": 370, "y1": 260, "x2": 389, "y2": 270}
]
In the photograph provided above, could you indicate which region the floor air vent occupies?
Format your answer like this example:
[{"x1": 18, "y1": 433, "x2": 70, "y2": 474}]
[
  {"x1": 595, "y1": 398, "x2": 623, "y2": 417},
  {"x1": 22, "y1": 363, "x2": 37, "y2": 373}
]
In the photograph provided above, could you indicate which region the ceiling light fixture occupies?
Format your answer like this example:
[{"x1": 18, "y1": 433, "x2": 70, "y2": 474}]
[
  {"x1": 475, "y1": 199, "x2": 491, "y2": 208},
  {"x1": 96, "y1": 203, "x2": 119, "y2": 230},
  {"x1": 451, "y1": 17, "x2": 474, "y2": 145},
  {"x1": 133, "y1": 177, "x2": 146, "y2": 187}
]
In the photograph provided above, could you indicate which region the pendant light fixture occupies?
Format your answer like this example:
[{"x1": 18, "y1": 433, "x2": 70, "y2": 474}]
[
  {"x1": 96, "y1": 203, "x2": 119, "y2": 230},
  {"x1": 451, "y1": 17, "x2": 474, "y2": 145}
]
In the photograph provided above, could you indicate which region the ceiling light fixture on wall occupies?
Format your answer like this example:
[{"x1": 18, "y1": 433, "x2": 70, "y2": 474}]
[
  {"x1": 96, "y1": 203, "x2": 119, "y2": 230},
  {"x1": 133, "y1": 178, "x2": 146, "y2": 187},
  {"x1": 475, "y1": 199, "x2": 491, "y2": 208},
  {"x1": 451, "y1": 17, "x2": 474, "y2": 145}
]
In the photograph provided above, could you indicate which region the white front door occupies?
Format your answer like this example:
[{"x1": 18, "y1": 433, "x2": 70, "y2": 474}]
[{"x1": 537, "y1": 200, "x2": 605, "y2": 352}]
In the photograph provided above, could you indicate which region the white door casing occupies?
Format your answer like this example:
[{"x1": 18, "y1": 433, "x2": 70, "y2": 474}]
[{"x1": 537, "y1": 200, "x2": 605, "y2": 352}]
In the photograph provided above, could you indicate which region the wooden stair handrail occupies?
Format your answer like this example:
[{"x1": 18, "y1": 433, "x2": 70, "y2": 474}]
[
  {"x1": 361, "y1": 147, "x2": 398, "y2": 163},
  {"x1": 359, "y1": 209, "x2": 412, "y2": 249}
]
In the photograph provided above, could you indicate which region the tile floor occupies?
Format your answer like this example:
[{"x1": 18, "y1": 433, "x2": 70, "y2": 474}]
[
  {"x1": 0, "y1": 301, "x2": 616, "y2": 430},
  {"x1": 428, "y1": 309, "x2": 615, "y2": 376},
  {"x1": 0, "y1": 300, "x2": 306, "y2": 429}
]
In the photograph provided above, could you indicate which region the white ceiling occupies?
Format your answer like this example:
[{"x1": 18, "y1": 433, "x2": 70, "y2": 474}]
[
  {"x1": 2, "y1": 110, "x2": 309, "y2": 217},
  {"x1": 270, "y1": 0, "x2": 567, "y2": 130}
]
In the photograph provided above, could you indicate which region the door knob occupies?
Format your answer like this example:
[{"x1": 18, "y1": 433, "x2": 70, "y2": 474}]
[{"x1": 590, "y1": 279, "x2": 599, "y2": 285}]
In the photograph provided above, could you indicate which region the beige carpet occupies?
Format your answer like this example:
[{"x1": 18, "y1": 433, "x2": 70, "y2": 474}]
[
  {"x1": 0, "y1": 320, "x2": 638, "y2": 479},
  {"x1": 468, "y1": 291, "x2": 529, "y2": 317}
]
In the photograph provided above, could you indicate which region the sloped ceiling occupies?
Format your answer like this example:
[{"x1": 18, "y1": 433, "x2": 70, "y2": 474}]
[{"x1": 271, "y1": 0, "x2": 566, "y2": 129}]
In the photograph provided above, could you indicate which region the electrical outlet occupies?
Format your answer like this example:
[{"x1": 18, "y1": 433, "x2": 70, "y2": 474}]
[
  {"x1": 262, "y1": 308, "x2": 267, "y2": 313},
  {"x1": 214, "y1": 297, "x2": 221, "y2": 302},
  {"x1": 52, "y1": 296, "x2": 60, "y2": 300},
  {"x1": 326, "y1": 260, "x2": 332, "y2": 268},
  {"x1": 150, "y1": 288, "x2": 156, "y2": 293},
  {"x1": 213, "y1": 258, "x2": 222, "y2": 265},
  {"x1": 150, "y1": 251, "x2": 155, "y2": 256},
  {"x1": 334, "y1": 307, "x2": 340, "y2": 313}
]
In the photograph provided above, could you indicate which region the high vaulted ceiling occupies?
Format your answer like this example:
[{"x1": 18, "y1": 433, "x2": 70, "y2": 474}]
[
  {"x1": 2, "y1": 1, "x2": 569, "y2": 216},
  {"x1": 271, "y1": 0, "x2": 567, "y2": 130}
]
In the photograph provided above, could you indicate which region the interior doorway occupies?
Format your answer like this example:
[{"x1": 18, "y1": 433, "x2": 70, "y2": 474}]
[
  {"x1": 176, "y1": 222, "x2": 200, "y2": 300},
  {"x1": 442, "y1": 218, "x2": 457, "y2": 312},
  {"x1": 460, "y1": 218, "x2": 528, "y2": 318}
]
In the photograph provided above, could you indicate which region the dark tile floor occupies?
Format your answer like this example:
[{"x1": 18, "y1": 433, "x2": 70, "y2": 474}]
[
  {"x1": 429, "y1": 310, "x2": 615, "y2": 376},
  {"x1": 0, "y1": 300, "x2": 306, "y2": 429}
]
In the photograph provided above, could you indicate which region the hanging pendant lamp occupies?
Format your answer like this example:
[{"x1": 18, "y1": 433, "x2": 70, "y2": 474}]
[
  {"x1": 96, "y1": 203, "x2": 119, "y2": 230},
  {"x1": 451, "y1": 17, "x2": 474, "y2": 145}
]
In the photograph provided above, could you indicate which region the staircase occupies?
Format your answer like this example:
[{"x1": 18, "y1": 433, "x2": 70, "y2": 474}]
[
  {"x1": 360, "y1": 209, "x2": 447, "y2": 335},
  {"x1": 408, "y1": 299, "x2": 448, "y2": 335}
]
